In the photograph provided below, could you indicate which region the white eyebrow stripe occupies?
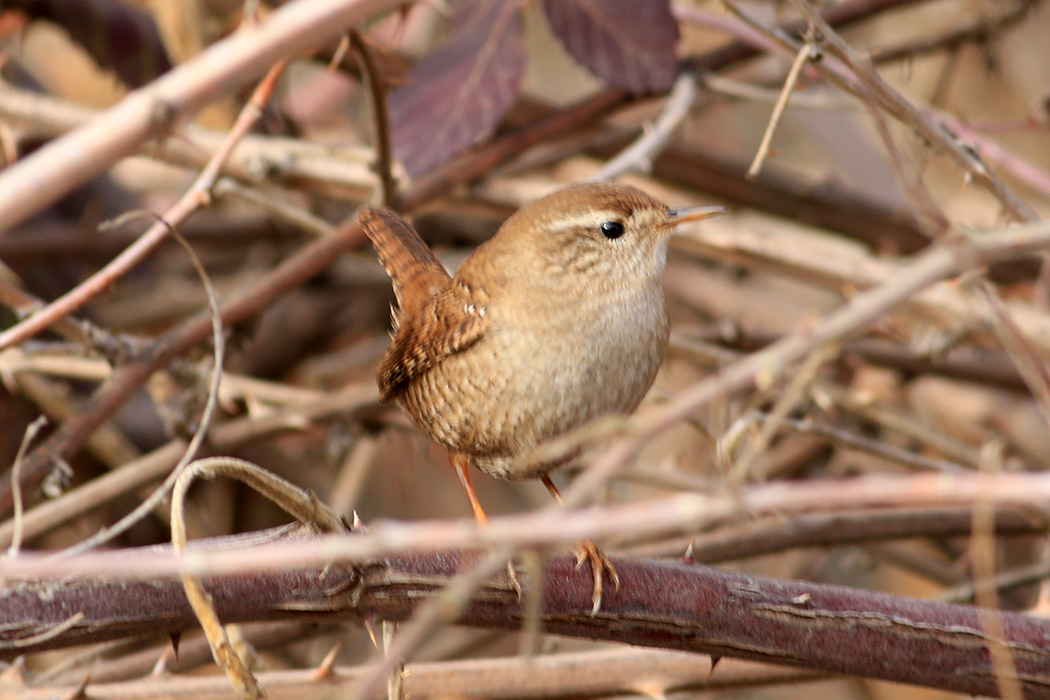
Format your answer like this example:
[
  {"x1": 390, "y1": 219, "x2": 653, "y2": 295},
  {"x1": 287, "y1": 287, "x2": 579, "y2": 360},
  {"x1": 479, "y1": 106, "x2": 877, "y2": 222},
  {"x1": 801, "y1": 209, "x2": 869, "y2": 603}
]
[{"x1": 547, "y1": 211, "x2": 624, "y2": 231}]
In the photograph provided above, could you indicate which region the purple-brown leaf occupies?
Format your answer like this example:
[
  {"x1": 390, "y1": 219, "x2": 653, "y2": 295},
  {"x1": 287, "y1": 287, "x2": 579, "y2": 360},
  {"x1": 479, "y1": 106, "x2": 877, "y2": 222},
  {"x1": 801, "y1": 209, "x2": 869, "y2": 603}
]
[
  {"x1": 541, "y1": 0, "x2": 679, "y2": 95},
  {"x1": 389, "y1": 0, "x2": 526, "y2": 177}
]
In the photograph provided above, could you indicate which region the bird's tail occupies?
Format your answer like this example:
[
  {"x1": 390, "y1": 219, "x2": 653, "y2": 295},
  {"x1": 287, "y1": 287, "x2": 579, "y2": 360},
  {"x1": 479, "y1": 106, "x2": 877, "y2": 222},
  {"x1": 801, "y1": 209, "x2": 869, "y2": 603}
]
[{"x1": 359, "y1": 207, "x2": 451, "y2": 314}]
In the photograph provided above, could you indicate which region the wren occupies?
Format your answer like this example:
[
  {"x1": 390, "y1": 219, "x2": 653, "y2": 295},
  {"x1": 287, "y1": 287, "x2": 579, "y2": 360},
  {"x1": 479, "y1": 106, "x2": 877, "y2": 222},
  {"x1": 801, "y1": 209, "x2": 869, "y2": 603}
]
[{"x1": 360, "y1": 182, "x2": 725, "y2": 611}]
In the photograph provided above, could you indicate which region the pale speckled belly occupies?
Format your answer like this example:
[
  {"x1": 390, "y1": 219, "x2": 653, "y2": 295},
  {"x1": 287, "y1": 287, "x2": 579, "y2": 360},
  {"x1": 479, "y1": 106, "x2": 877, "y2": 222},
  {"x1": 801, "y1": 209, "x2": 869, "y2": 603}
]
[{"x1": 398, "y1": 290, "x2": 668, "y2": 480}]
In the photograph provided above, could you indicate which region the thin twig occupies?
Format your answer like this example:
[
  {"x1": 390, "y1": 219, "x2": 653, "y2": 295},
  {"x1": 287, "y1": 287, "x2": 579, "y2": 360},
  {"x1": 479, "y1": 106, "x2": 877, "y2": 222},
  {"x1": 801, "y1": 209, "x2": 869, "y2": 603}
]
[
  {"x1": 724, "y1": 0, "x2": 949, "y2": 232},
  {"x1": 6, "y1": 415, "x2": 47, "y2": 557},
  {"x1": 213, "y1": 178, "x2": 336, "y2": 238},
  {"x1": 861, "y1": 93, "x2": 950, "y2": 234},
  {"x1": 624, "y1": 505, "x2": 1046, "y2": 562},
  {"x1": 18, "y1": 649, "x2": 826, "y2": 700},
  {"x1": 943, "y1": 558, "x2": 1050, "y2": 605},
  {"x1": 171, "y1": 460, "x2": 263, "y2": 700},
  {"x1": 772, "y1": 415, "x2": 968, "y2": 474},
  {"x1": 0, "y1": 60, "x2": 288, "y2": 352},
  {"x1": 590, "y1": 71, "x2": 697, "y2": 182},
  {"x1": 382, "y1": 621, "x2": 404, "y2": 700},
  {"x1": 702, "y1": 73, "x2": 853, "y2": 110},
  {"x1": 349, "y1": 29, "x2": 398, "y2": 208},
  {"x1": 169, "y1": 456, "x2": 347, "y2": 698},
  {"x1": 747, "y1": 38, "x2": 815, "y2": 179},
  {"x1": 352, "y1": 545, "x2": 519, "y2": 700},
  {"x1": 0, "y1": 385, "x2": 376, "y2": 549},
  {"x1": 827, "y1": 385, "x2": 984, "y2": 468},
  {"x1": 710, "y1": 1, "x2": 1050, "y2": 206},
  {"x1": 729, "y1": 345, "x2": 834, "y2": 481},
  {"x1": 970, "y1": 443, "x2": 1025, "y2": 700},
  {"x1": 57, "y1": 216, "x2": 226, "y2": 556},
  {"x1": 15, "y1": 469, "x2": 1050, "y2": 582},
  {"x1": 8, "y1": 370, "x2": 143, "y2": 472},
  {"x1": 788, "y1": 0, "x2": 1038, "y2": 222},
  {"x1": 975, "y1": 279, "x2": 1050, "y2": 429},
  {"x1": 867, "y1": 3, "x2": 1037, "y2": 64},
  {"x1": 0, "y1": 280, "x2": 91, "y2": 348},
  {"x1": 673, "y1": 213, "x2": 1050, "y2": 358}
]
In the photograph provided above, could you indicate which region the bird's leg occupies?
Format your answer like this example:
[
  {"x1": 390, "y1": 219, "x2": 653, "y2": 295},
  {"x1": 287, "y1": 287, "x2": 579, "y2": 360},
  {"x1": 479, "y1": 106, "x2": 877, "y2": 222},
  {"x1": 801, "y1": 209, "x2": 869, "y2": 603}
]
[
  {"x1": 450, "y1": 451, "x2": 489, "y2": 523},
  {"x1": 540, "y1": 475, "x2": 619, "y2": 614},
  {"x1": 449, "y1": 451, "x2": 521, "y2": 598}
]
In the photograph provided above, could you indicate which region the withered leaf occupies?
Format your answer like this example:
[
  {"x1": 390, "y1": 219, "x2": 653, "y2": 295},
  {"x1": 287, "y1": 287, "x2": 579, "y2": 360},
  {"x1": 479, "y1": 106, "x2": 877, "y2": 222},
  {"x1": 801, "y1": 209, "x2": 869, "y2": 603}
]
[
  {"x1": 541, "y1": 0, "x2": 679, "y2": 95},
  {"x1": 10, "y1": 0, "x2": 171, "y2": 88},
  {"x1": 390, "y1": 0, "x2": 526, "y2": 177}
]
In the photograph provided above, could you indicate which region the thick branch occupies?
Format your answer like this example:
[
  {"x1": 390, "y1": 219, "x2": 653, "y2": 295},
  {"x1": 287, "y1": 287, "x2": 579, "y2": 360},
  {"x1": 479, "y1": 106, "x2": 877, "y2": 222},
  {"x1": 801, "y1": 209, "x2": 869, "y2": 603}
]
[{"x1": 3, "y1": 534, "x2": 1049, "y2": 698}]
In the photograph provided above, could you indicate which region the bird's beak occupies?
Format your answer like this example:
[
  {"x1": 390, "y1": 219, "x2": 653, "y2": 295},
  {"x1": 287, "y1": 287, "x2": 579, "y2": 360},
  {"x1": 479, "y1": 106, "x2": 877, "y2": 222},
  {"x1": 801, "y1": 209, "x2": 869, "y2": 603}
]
[{"x1": 661, "y1": 204, "x2": 727, "y2": 229}]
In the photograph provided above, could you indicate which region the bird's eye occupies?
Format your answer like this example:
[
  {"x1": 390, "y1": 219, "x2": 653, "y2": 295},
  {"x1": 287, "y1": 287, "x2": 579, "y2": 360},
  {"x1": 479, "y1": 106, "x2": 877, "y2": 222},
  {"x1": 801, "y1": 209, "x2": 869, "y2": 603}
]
[{"x1": 600, "y1": 221, "x2": 625, "y2": 239}]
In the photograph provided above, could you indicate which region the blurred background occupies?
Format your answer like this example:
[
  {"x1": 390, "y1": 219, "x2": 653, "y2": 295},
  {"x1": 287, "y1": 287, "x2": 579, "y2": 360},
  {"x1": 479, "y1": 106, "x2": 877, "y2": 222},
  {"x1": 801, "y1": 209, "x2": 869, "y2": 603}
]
[{"x1": 2, "y1": 1, "x2": 1049, "y2": 698}]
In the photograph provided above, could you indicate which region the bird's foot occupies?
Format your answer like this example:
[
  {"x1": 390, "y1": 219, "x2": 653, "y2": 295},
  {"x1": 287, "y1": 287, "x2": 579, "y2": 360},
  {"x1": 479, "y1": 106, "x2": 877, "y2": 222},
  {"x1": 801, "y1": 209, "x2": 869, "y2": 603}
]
[
  {"x1": 574, "y1": 540, "x2": 619, "y2": 615},
  {"x1": 506, "y1": 560, "x2": 523, "y2": 600}
]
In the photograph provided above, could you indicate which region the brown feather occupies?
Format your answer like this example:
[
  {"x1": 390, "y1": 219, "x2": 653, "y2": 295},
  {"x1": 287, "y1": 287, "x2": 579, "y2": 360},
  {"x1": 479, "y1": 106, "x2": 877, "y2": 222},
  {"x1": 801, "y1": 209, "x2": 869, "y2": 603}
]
[
  {"x1": 359, "y1": 207, "x2": 450, "y2": 316},
  {"x1": 359, "y1": 207, "x2": 489, "y2": 401}
]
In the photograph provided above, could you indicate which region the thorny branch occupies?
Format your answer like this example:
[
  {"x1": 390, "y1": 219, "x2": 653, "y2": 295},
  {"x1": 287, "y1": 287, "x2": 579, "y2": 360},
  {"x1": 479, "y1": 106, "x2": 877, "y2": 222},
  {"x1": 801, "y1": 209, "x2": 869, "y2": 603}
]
[{"x1": 4, "y1": 533, "x2": 1050, "y2": 698}]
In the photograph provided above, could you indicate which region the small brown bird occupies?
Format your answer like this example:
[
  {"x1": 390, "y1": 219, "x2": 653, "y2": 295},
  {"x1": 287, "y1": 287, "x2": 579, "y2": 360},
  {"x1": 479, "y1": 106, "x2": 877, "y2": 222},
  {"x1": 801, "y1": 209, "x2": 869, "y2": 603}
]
[{"x1": 360, "y1": 182, "x2": 724, "y2": 611}]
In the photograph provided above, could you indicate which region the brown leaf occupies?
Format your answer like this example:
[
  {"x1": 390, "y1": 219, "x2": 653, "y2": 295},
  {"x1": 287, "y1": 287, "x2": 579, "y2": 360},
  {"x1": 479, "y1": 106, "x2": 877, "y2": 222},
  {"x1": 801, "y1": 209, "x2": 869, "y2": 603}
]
[
  {"x1": 541, "y1": 0, "x2": 679, "y2": 95},
  {"x1": 10, "y1": 0, "x2": 171, "y2": 88},
  {"x1": 389, "y1": 0, "x2": 526, "y2": 177}
]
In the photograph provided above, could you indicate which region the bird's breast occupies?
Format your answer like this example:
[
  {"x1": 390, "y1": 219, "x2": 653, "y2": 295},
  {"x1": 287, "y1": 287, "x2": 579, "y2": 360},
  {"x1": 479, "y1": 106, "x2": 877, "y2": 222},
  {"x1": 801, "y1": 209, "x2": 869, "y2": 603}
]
[{"x1": 400, "y1": 282, "x2": 668, "y2": 479}]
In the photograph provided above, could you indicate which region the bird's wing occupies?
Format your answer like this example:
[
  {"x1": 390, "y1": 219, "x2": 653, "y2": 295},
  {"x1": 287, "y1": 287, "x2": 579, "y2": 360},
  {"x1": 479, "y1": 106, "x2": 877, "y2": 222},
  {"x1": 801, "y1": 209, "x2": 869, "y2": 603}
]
[
  {"x1": 375, "y1": 281, "x2": 490, "y2": 400},
  {"x1": 359, "y1": 207, "x2": 489, "y2": 401}
]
